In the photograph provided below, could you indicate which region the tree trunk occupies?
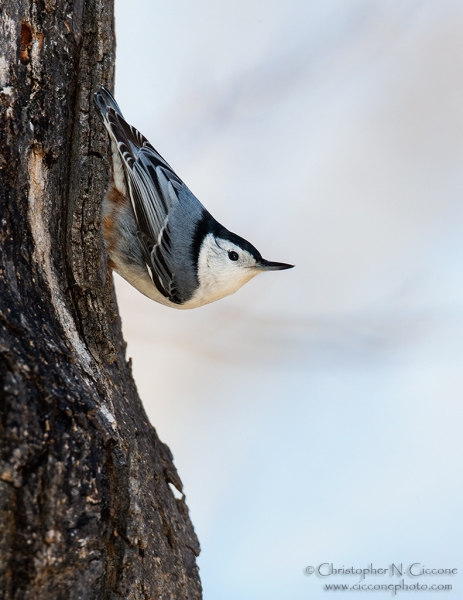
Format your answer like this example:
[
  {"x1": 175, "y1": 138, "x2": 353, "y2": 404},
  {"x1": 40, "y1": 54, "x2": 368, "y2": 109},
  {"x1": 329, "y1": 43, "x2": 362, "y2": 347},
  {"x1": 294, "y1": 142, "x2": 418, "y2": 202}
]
[{"x1": 0, "y1": 1, "x2": 202, "y2": 598}]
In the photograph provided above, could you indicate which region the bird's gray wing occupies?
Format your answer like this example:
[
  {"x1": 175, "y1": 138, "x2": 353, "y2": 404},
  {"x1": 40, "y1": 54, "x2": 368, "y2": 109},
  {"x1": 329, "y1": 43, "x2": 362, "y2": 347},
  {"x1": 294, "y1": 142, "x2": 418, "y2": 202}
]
[{"x1": 104, "y1": 104, "x2": 185, "y2": 303}]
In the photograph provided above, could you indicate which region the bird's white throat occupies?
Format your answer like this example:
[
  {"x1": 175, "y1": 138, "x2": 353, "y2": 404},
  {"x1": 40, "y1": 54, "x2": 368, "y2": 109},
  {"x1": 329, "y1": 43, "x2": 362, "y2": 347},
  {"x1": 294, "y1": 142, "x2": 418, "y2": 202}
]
[{"x1": 189, "y1": 233, "x2": 259, "y2": 307}]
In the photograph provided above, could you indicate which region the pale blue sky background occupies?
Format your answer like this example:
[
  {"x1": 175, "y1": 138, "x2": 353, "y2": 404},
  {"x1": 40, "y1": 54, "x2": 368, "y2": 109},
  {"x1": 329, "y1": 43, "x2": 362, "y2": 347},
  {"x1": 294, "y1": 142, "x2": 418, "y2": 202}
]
[{"x1": 113, "y1": 1, "x2": 463, "y2": 598}]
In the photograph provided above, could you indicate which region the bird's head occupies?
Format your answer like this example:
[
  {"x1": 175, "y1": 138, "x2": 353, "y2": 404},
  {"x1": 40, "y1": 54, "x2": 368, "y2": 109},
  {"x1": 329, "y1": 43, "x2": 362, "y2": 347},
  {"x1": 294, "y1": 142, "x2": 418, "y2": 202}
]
[{"x1": 192, "y1": 228, "x2": 293, "y2": 306}]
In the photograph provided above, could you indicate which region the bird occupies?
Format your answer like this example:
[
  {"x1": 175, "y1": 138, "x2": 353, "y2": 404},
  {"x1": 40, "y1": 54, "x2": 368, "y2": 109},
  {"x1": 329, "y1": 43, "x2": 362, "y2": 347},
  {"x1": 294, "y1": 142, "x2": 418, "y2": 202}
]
[{"x1": 94, "y1": 87, "x2": 293, "y2": 309}]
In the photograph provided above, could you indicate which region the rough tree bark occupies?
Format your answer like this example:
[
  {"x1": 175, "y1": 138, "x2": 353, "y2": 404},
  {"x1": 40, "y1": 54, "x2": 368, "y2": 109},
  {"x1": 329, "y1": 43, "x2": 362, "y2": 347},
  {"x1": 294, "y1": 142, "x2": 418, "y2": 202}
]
[{"x1": 0, "y1": 1, "x2": 202, "y2": 598}]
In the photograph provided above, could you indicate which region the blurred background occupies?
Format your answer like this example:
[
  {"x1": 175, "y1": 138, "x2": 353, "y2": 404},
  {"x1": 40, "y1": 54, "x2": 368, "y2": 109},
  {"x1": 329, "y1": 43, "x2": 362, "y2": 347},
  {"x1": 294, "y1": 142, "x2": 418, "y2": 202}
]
[{"x1": 113, "y1": 1, "x2": 463, "y2": 598}]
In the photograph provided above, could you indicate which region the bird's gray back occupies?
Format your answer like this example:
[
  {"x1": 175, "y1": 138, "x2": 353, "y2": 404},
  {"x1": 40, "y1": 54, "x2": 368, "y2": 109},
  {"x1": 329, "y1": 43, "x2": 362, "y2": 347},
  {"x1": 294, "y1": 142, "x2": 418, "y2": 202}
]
[{"x1": 168, "y1": 186, "x2": 206, "y2": 302}]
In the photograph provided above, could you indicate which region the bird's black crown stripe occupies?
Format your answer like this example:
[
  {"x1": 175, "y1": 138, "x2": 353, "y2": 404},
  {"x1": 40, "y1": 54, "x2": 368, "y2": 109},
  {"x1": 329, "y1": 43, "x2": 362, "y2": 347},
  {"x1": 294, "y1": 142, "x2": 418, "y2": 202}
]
[
  {"x1": 191, "y1": 211, "x2": 262, "y2": 266},
  {"x1": 191, "y1": 211, "x2": 215, "y2": 265}
]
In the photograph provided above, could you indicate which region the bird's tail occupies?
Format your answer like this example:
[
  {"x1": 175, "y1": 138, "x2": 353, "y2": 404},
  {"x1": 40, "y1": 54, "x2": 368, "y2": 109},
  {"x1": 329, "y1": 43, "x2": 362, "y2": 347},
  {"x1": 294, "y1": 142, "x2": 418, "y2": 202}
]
[
  {"x1": 93, "y1": 86, "x2": 174, "y2": 174},
  {"x1": 94, "y1": 86, "x2": 148, "y2": 168},
  {"x1": 94, "y1": 86, "x2": 124, "y2": 121}
]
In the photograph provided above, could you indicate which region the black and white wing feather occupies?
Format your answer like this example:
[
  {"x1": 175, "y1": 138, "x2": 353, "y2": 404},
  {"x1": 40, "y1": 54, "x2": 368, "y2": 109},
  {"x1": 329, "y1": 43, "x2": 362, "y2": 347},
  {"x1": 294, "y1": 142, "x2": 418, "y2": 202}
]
[{"x1": 95, "y1": 87, "x2": 187, "y2": 304}]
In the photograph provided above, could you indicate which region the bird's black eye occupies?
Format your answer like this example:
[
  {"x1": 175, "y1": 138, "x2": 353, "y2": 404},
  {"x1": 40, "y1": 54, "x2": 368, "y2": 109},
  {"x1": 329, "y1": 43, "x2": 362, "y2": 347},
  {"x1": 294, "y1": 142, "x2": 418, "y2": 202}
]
[{"x1": 228, "y1": 251, "x2": 239, "y2": 261}]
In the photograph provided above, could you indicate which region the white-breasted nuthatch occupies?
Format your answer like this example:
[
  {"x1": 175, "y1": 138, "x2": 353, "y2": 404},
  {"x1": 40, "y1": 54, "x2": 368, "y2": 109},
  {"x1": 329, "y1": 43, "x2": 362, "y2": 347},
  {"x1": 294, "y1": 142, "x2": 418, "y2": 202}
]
[{"x1": 94, "y1": 87, "x2": 293, "y2": 309}]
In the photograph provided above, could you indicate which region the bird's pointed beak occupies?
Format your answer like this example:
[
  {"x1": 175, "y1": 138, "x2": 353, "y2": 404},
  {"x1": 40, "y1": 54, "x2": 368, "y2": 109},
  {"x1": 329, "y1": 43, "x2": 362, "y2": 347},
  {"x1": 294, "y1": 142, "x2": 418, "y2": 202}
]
[{"x1": 258, "y1": 259, "x2": 294, "y2": 271}]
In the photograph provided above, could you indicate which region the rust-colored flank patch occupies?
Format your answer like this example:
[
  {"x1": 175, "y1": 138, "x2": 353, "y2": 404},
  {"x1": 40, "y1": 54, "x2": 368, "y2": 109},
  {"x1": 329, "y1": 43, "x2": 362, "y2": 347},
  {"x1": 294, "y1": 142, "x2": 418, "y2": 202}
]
[{"x1": 107, "y1": 185, "x2": 128, "y2": 207}]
